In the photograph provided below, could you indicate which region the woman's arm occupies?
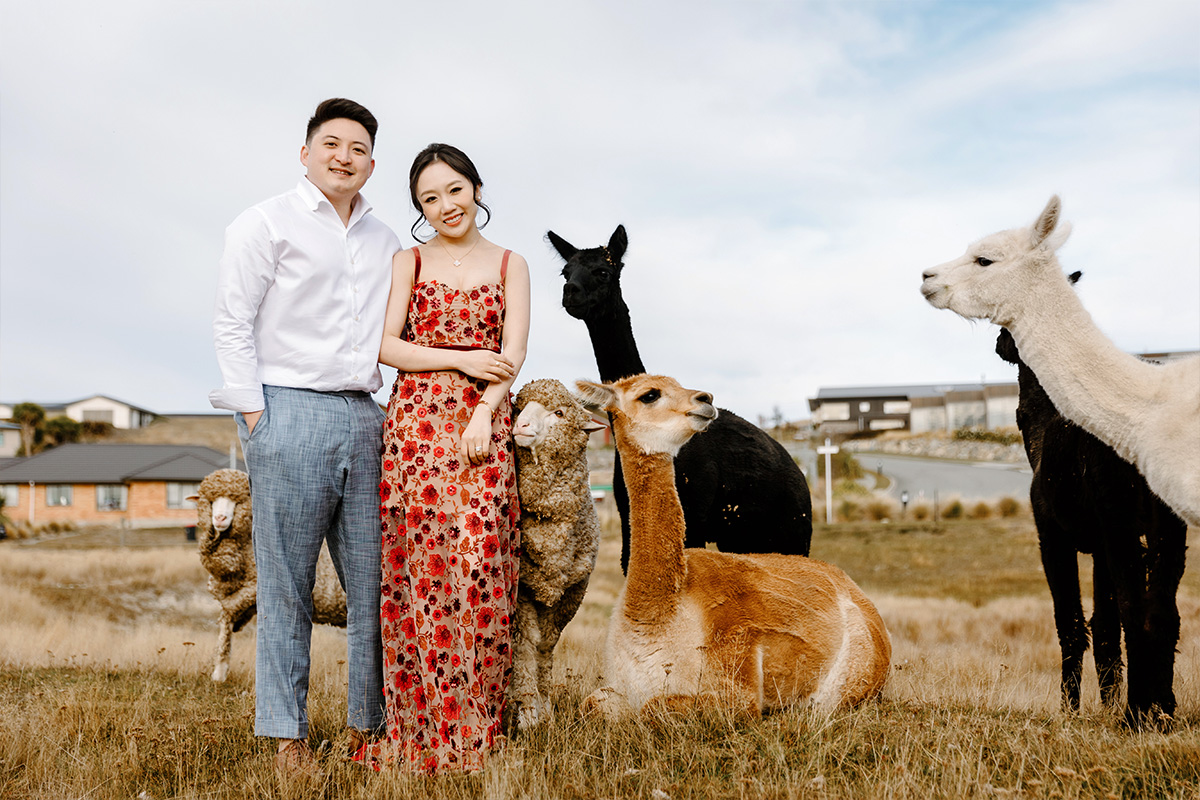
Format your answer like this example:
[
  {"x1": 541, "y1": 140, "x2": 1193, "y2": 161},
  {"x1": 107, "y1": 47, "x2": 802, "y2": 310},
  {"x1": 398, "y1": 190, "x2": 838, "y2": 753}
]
[
  {"x1": 460, "y1": 252, "x2": 531, "y2": 464},
  {"x1": 378, "y1": 249, "x2": 515, "y2": 382}
]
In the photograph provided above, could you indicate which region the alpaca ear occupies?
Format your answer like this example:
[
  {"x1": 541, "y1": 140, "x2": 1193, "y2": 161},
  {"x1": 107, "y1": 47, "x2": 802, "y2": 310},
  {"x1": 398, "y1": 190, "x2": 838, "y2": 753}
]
[
  {"x1": 1043, "y1": 220, "x2": 1072, "y2": 253},
  {"x1": 1067, "y1": 270, "x2": 1082, "y2": 285},
  {"x1": 994, "y1": 327, "x2": 1020, "y2": 365},
  {"x1": 574, "y1": 380, "x2": 616, "y2": 413},
  {"x1": 1030, "y1": 195, "x2": 1061, "y2": 248},
  {"x1": 607, "y1": 225, "x2": 628, "y2": 263},
  {"x1": 547, "y1": 230, "x2": 578, "y2": 262}
]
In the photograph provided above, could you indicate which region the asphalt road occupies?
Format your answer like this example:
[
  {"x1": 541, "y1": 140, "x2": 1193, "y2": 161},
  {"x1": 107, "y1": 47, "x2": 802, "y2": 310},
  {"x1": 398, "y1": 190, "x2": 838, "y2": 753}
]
[{"x1": 865, "y1": 452, "x2": 1032, "y2": 503}]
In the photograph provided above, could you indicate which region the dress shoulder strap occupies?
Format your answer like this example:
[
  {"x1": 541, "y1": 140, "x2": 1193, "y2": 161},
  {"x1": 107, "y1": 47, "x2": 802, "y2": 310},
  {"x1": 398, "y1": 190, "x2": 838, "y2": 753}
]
[
  {"x1": 500, "y1": 249, "x2": 512, "y2": 283},
  {"x1": 412, "y1": 246, "x2": 422, "y2": 284}
]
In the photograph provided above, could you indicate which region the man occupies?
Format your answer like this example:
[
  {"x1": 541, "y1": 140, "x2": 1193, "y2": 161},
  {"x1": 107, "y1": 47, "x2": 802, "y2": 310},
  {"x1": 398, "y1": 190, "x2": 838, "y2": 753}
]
[{"x1": 210, "y1": 98, "x2": 399, "y2": 778}]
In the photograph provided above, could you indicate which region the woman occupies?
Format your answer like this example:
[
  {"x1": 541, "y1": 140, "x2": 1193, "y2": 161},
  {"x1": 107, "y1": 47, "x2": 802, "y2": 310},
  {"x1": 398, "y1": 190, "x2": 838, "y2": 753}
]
[{"x1": 363, "y1": 143, "x2": 530, "y2": 773}]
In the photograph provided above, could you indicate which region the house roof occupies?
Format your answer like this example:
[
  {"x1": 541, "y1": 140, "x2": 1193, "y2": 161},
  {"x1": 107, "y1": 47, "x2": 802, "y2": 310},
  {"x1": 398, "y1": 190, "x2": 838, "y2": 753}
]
[
  {"x1": 0, "y1": 444, "x2": 241, "y2": 484},
  {"x1": 813, "y1": 383, "x2": 999, "y2": 401},
  {"x1": 1, "y1": 394, "x2": 156, "y2": 415}
]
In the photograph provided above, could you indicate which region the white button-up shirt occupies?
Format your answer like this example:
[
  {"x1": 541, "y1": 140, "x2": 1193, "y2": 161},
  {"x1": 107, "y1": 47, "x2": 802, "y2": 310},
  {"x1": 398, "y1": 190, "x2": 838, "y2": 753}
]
[{"x1": 209, "y1": 178, "x2": 401, "y2": 412}]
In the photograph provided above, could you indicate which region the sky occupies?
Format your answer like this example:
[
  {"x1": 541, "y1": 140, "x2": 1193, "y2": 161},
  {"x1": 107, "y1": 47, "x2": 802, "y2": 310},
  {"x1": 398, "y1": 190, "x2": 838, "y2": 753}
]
[{"x1": 2, "y1": 0, "x2": 1197, "y2": 424}]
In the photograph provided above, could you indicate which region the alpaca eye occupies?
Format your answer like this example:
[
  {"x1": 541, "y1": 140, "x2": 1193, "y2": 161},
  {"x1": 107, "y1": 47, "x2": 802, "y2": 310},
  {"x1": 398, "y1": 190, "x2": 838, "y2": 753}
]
[
  {"x1": 976, "y1": 256, "x2": 994, "y2": 266},
  {"x1": 554, "y1": 409, "x2": 565, "y2": 417},
  {"x1": 595, "y1": 269, "x2": 609, "y2": 281},
  {"x1": 638, "y1": 389, "x2": 661, "y2": 404}
]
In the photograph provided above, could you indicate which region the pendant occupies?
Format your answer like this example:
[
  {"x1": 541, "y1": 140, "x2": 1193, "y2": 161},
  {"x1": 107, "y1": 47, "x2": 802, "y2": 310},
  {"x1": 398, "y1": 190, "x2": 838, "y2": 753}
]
[{"x1": 453, "y1": 259, "x2": 461, "y2": 267}]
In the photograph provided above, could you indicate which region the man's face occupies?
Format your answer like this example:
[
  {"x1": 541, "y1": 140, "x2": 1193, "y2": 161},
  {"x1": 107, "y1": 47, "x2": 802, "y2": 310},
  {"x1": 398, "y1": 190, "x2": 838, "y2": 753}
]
[{"x1": 300, "y1": 118, "x2": 374, "y2": 204}]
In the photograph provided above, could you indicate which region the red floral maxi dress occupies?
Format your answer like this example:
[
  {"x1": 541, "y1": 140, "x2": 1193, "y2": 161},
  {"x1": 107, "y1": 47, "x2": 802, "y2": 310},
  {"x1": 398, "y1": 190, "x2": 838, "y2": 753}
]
[{"x1": 364, "y1": 247, "x2": 520, "y2": 774}]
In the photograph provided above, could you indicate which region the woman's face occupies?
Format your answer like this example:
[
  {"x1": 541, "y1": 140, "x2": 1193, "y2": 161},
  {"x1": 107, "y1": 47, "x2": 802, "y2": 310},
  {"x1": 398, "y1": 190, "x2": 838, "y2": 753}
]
[{"x1": 416, "y1": 160, "x2": 480, "y2": 240}]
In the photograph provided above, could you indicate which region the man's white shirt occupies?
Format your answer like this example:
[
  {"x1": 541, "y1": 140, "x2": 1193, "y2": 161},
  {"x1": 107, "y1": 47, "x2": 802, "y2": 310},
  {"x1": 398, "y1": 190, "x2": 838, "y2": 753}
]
[{"x1": 210, "y1": 178, "x2": 401, "y2": 412}]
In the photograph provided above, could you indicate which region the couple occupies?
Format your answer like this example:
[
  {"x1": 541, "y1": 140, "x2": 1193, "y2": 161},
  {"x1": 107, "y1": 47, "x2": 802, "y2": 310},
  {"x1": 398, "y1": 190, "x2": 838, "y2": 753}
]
[{"x1": 209, "y1": 98, "x2": 530, "y2": 777}]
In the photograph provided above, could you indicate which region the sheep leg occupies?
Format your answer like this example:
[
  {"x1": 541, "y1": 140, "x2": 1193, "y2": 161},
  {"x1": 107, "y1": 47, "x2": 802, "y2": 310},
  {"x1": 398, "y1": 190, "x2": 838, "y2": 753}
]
[
  {"x1": 1089, "y1": 555, "x2": 1123, "y2": 710},
  {"x1": 212, "y1": 614, "x2": 232, "y2": 682},
  {"x1": 511, "y1": 592, "x2": 544, "y2": 730},
  {"x1": 536, "y1": 581, "x2": 589, "y2": 694},
  {"x1": 1033, "y1": 500, "x2": 1087, "y2": 712}
]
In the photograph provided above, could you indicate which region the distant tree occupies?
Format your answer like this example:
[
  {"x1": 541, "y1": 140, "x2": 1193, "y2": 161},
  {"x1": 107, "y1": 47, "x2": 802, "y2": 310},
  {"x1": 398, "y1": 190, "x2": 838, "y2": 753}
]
[
  {"x1": 10, "y1": 403, "x2": 45, "y2": 456},
  {"x1": 43, "y1": 416, "x2": 82, "y2": 448},
  {"x1": 80, "y1": 420, "x2": 114, "y2": 439}
]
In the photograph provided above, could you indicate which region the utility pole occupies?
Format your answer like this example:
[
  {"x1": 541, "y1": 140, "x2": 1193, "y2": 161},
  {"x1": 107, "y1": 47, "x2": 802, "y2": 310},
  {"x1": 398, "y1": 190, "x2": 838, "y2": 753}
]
[{"x1": 816, "y1": 437, "x2": 839, "y2": 524}]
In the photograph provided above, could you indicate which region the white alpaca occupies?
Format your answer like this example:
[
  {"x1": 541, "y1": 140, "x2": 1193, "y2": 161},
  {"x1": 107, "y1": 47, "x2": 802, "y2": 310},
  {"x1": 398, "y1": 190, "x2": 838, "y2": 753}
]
[{"x1": 921, "y1": 196, "x2": 1200, "y2": 527}]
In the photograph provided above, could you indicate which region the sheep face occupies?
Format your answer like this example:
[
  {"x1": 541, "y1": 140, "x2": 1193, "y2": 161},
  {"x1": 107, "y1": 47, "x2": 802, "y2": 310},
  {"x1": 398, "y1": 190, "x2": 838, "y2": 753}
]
[
  {"x1": 921, "y1": 195, "x2": 1074, "y2": 327},
  {"x1": 210, "y1": 496, "x2": 237, "y2": 532},
  {"x1": 513, "y1": 379, "x2": 606, "y2": 456},
  {"x1": 192, "y1": 469, "x2": 252, "y2": 541}
]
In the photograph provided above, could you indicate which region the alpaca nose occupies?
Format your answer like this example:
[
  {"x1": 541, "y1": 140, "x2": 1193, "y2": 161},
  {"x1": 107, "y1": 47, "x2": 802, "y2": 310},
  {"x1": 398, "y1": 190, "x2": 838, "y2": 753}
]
[
  {"x1": 695, "y1": 392, "x2": 713, "y2": 405},
  {"x1": 922, "y1": 269, "x2": 936, "y2": 280}
]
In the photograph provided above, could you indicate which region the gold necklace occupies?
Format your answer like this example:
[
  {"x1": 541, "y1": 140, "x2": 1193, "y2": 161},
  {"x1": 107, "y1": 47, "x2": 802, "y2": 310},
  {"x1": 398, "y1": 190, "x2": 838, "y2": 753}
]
[{"x1": 437, "y1": 235, "x2": 480, "y2": 267}]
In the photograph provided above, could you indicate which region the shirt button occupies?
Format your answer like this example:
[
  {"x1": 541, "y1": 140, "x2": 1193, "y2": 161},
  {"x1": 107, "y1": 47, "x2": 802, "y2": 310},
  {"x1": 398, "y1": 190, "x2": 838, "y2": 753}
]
[
  {"x1": 353, "y1": 345, "x2": 360, "y2": 352},
  {"x1": 354, "y1": 316, "x2": 360, "y2": 322}
]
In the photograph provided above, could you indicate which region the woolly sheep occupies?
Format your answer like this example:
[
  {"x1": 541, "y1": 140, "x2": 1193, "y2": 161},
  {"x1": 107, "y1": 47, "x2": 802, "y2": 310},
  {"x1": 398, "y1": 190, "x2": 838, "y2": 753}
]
[
  {"x1": 190, "y1": 468, "x2": 346, "y2": 682},
  {"x1": 507, "y1": 379, "x2": 606, "y2": 729}
]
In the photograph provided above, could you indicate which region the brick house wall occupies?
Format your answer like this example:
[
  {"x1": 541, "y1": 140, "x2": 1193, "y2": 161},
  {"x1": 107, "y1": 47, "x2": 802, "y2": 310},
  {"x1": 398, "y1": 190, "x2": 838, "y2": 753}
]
[{"x1": 5, "y1": 482, "x2": 198, "y2": 528}]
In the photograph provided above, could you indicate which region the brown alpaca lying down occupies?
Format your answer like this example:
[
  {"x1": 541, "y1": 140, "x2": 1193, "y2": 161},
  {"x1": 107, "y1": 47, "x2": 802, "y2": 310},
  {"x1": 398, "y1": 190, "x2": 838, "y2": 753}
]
[{"x1": 576, "y1": 374, "x2": 891, "y2": 716}]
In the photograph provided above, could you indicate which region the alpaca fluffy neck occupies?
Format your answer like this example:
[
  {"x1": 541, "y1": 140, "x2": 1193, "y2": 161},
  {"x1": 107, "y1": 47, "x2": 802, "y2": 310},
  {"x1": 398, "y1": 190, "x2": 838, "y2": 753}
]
[
  {"x1": 1006, "y1": 271, "x2": 1161, "y2": 467},
  {"x1": 585, "y1": 297, "x2": 646, "y2": 383},
  {"x1": 614, "y1": 423, "x2": 686, "y2": 624}
]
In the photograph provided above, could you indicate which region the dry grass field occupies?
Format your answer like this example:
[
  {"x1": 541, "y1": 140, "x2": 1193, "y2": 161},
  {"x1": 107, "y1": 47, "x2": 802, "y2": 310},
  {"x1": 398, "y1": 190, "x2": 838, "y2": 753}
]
[{"x1": 2, "y1": 503, "x2": 1198, "y2": 799}]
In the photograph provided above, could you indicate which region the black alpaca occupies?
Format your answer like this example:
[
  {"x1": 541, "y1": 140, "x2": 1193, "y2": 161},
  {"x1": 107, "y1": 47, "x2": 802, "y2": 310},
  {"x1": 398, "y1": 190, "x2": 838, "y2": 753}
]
[
  {"x1": 550, "y1": 224, "x2": 813, "y2": 573},
  {"x1": 995, "y1": 291, "x2": 1186, "y2": 729}
]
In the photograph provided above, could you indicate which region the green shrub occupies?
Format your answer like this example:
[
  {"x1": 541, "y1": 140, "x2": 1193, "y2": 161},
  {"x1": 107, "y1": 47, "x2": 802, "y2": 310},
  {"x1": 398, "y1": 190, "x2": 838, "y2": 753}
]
[
  {"x1": 942, "y1": 499, "x2": 964, "y2": 519},
  {"x1": 953, "y1": 428, "x2": 1022, "y2": 446},
  {"x1": 910, "y1": 503, "x2": 931, "y2": 521},
  {"x1": 969, "y1": 501, "x2": 992, "y2": 520},
  {"x1": 818, "y1": 450, "x2": 864, "y2": 480},
  {"x1": 997, "y1": 496, "x2": 1022, "y2": 517},
  {"x1": 837, "y1": 499, "x2": 863, "y2": 522},
  {"x1": 866, "y1": 500, "x2": 894, "y2": 521}
]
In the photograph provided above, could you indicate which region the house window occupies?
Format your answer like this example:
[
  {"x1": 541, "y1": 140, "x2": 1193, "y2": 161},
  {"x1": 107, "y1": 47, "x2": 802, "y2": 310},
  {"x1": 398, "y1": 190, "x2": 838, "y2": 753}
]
[
  {"x1": 1, "y1": 485, "x2": 18, "y2": 509},
  {"x1": 821, "y1": 403, "x2": 850, "y2": 421},
  {"x1": 96, "y1": 485, "x2": 128, "y2": 512},
  {"x1": 46, "y1": 485, "x2": 73, "y2": 506},
  {"x1": 858, "y1": 402, "x2": 872, "y2": 413},
  {"x1": 883, "y1": 401, "x2": 912, "y2": 414},
  {"x1": 83, "y1": 409, "x2": 114, "y2": 423},
  {"x1": 167, "y1": 482, "x2": 200, "y2": 510}
]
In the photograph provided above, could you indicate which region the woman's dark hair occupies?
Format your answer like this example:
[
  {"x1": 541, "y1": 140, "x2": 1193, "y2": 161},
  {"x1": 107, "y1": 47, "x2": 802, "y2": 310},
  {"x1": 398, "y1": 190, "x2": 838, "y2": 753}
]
[
  {"x1": 408, "y1": 143, "x2": 491, "y2": 241},
  {"x1": 306, "y1": 98, "x2": 378, "y2": 149}
]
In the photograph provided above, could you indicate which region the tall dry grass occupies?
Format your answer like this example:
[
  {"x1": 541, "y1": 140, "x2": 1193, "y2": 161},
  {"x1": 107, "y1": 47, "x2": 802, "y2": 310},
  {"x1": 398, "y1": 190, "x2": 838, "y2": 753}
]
[{"x1": 2, "y1": 506, "x2": 1199, "y2": 799}]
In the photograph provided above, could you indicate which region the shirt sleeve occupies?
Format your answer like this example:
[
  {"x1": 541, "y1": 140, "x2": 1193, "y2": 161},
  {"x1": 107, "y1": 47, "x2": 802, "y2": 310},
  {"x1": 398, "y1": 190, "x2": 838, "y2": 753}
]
[{"x1": 209, "y1": 208, "x2": 277, "y2": 412}]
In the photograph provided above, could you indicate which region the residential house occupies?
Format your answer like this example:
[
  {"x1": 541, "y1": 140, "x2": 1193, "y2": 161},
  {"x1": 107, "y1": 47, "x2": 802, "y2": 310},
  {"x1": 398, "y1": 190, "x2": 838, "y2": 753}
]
[
  {"x1": 0, "y1": 444, "x2": 241, "y2": 528},
  {"x1": 0, "y1": 423, "x2": 19, "y2": 458},
  {"x1": 0, "y1": 394, "x2": 157, "y2": 429},
  {"x1": 809, "y1": 382, "x2": 1019, "y2": 437}
]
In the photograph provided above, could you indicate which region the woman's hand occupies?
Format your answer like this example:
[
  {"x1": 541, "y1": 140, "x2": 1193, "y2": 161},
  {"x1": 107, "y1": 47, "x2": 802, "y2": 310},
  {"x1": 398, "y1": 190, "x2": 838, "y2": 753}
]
[
  {"x1": 458, "y1": 351, "x2": 515, "y2": 383},
  {"x1": 461, "y1": 406, "x2": 493, "y2": 466}
]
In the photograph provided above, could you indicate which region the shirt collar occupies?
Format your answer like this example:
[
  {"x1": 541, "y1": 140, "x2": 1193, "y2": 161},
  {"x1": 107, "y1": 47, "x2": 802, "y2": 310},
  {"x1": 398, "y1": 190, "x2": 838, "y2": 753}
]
[{"x1": 296, "y1": 178, "x2": 374, "y2": 227}]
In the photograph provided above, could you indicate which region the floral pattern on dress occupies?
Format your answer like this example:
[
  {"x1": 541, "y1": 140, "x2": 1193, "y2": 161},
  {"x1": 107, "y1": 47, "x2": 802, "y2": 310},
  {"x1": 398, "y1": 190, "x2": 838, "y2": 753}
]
[{"x1": 363, "y1": 276, "x2": 520, "y2": 774}]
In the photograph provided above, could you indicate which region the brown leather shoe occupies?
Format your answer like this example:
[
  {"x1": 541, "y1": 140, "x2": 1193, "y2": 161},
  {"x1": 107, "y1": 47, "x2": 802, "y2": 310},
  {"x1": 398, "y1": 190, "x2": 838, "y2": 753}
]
[{"x1": 275, "y1": 738, "x2": 324, "y2": 782}]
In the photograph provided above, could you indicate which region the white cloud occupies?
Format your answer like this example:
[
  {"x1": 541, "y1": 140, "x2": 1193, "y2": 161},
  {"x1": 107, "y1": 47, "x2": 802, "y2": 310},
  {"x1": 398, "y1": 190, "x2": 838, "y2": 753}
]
[{"x1": 1, "y1": 0, "x2": 1195, "y2": 424}]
